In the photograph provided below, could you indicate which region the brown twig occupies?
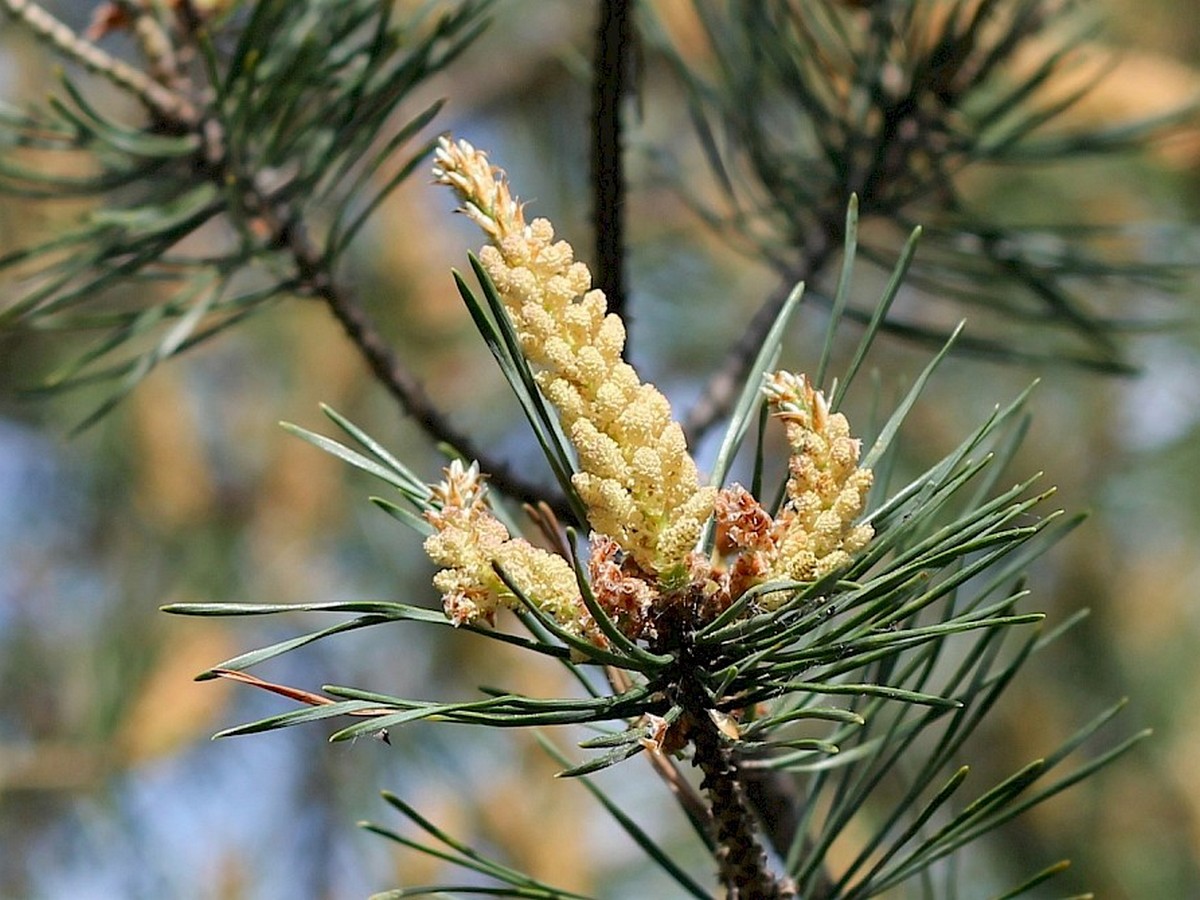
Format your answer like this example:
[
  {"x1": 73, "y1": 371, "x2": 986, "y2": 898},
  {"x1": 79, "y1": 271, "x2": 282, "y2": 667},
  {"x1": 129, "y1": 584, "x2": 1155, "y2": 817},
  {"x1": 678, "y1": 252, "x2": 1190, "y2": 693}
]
[
  {"x1": 682, "y1": 224, "x2": 836, "y2": 449},
  {"x1": 590, "y1": 0, "x2": 635, "y2": 354},
  {"x1": 646, "y1": 741, "x2": 715, "y2": 843},
  {"x1": 740, "y1": 757, "x2": 836, "y2": 900},
  {"x1": 686, "y1": 697, "x2": 793, "y2": 899}
]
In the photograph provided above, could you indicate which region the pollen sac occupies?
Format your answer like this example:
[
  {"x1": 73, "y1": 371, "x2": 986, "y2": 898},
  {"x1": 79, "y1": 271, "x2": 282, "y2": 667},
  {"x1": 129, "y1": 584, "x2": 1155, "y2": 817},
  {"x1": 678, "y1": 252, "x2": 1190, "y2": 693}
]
[
  {"x1": 434, "y1": 137, "x2": 714, "y2": 582},
  {"x1": 432, "y1": 140, "x2": 873, "y2": 639},
  {"x1": 424, "y1": 461, "x2": 584, "y2": 632}
]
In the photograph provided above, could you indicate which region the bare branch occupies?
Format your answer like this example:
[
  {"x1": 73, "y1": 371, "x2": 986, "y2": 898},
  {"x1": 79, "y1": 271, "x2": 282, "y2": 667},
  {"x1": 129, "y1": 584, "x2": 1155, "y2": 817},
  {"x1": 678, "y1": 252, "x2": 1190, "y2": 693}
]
[
  {"x1": 590, "y1": 0, "x2": 636, "y2": 352},
  {"x1": 682, "y1": 229, "x2": 835, "y2": 449}
]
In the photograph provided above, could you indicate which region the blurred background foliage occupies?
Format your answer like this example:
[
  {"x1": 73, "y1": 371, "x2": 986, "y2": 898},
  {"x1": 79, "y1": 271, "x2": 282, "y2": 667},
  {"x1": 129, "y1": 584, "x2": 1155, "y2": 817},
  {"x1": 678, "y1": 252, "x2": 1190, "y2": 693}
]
[{"x1": 1, "y1": 1, "x2": 1199, "y2": 898}]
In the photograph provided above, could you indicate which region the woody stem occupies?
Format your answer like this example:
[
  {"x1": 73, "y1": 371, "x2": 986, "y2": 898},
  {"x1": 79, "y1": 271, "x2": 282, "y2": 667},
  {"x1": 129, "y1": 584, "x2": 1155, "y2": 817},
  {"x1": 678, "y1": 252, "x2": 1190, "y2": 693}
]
[{"x1": 682, "y1": 677, "x2": 791, "y2": 899}]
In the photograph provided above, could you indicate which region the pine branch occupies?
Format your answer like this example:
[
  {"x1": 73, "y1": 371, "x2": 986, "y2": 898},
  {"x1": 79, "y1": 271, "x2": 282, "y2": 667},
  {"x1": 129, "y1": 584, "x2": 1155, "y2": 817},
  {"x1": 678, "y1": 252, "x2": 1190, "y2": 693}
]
[
  {"x1": 740, "y1": 759, "x2": 836, "y2": 900},
  {"x1": 590, "y1": 0, "x2": 635, "y2": 352},
  {"x1": 685, "y1": 687, "x2": 792, "y2": 899},
  {"x1": 206, "y1": 117, "x2": 571, "y2": 516},
  {"x1": 8, "y1": 6, "x2": 1148, "y2": 896},
  {"x1": 2, "y1": 0, "x2": 565, "y2": 514},
  {"x1": 655, "y1": 0, "x2": 1192, "y2": 388}
]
